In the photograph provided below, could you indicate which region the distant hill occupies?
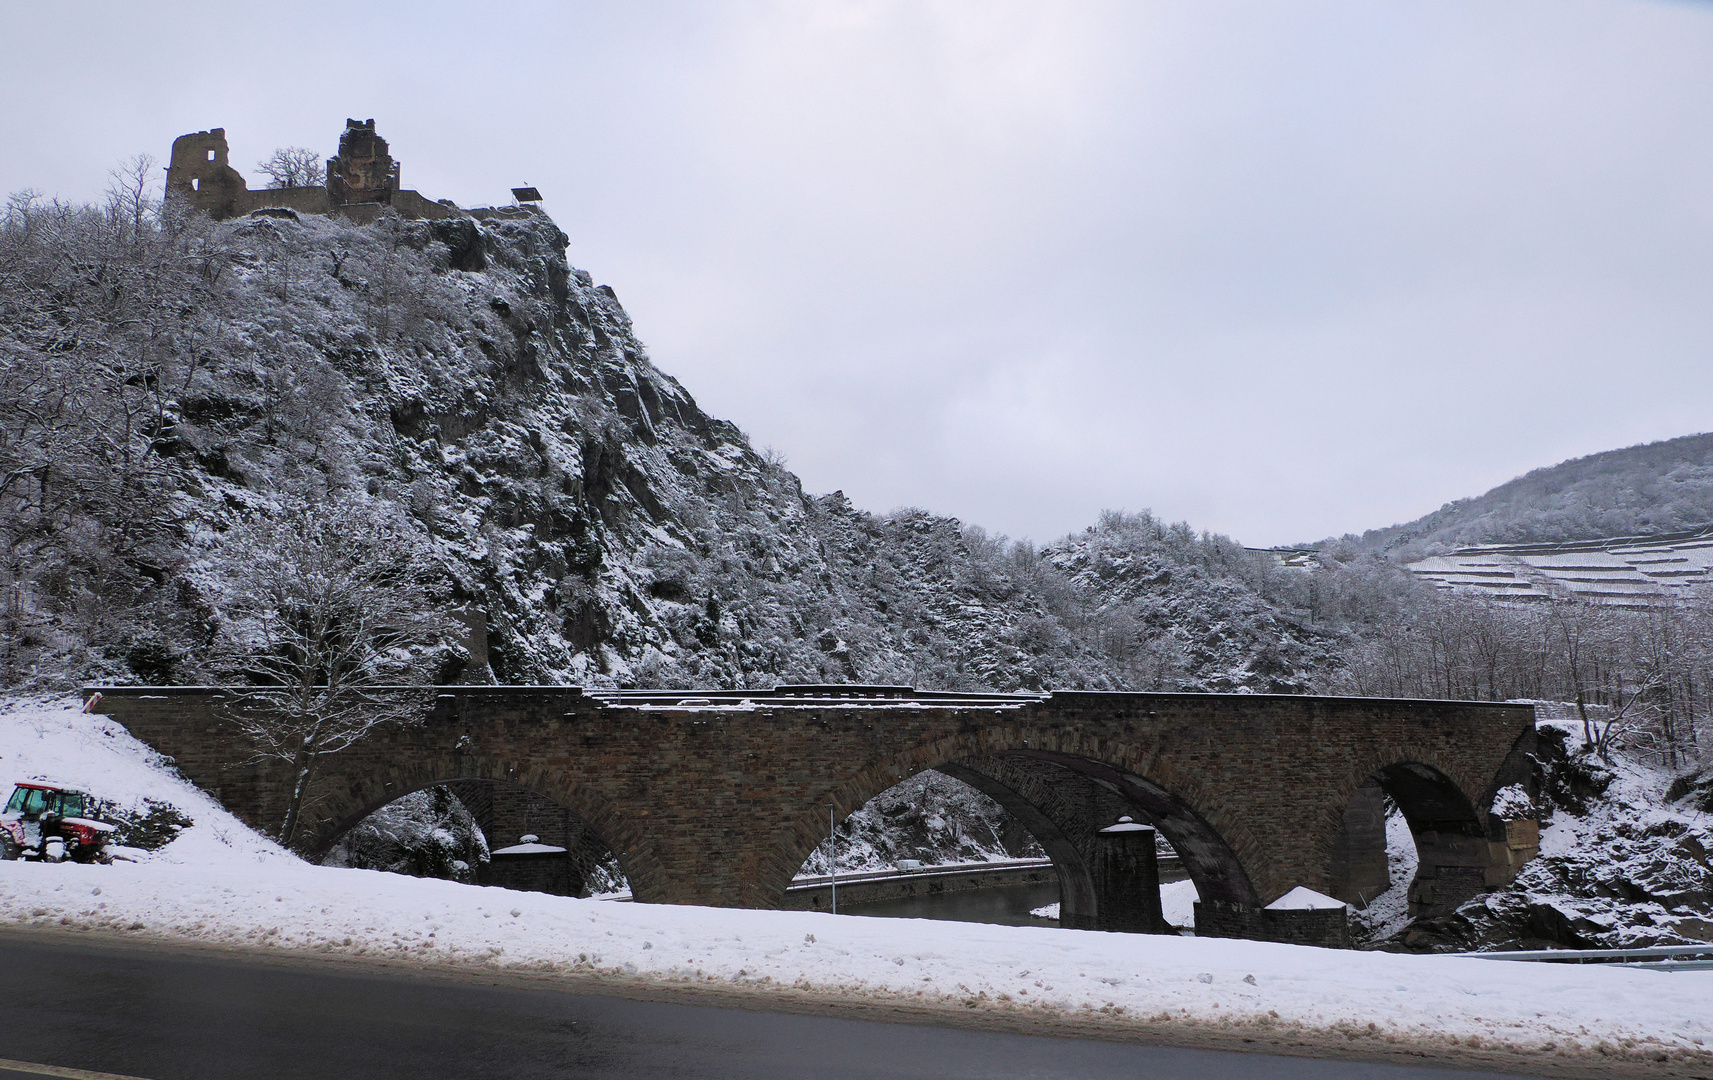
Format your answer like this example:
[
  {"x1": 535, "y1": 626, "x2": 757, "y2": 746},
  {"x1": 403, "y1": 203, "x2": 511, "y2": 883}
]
[{"x1": 1351, "y1": 432, "x2": 1713, "y2": 556}]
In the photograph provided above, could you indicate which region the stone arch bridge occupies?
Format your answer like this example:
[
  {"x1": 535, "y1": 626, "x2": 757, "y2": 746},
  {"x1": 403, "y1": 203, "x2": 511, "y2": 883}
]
[{"x1": 89, "y1": 686, "x2": 1538, "y2": 944}]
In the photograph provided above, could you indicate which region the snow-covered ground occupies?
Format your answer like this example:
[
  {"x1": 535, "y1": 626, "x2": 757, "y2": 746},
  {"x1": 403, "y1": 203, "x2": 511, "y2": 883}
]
[
  {"x1": 4, "y1": 698, "x2": 1711, "y2": 1074},
  {"x1": 1351, "y1": 809, "x2": 1418, "y2": 942}
]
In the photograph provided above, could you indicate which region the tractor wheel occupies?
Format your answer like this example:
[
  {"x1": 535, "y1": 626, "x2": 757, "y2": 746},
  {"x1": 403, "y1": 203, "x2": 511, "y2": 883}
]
[{"x1": 0, "y1": 834, "x2": 19, "y2": 861}]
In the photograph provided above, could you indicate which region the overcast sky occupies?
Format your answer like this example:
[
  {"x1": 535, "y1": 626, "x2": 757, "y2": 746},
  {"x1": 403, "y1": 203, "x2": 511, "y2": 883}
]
[{"x1": 4, "y1": 1, "x2": 1710, "y2": 546}]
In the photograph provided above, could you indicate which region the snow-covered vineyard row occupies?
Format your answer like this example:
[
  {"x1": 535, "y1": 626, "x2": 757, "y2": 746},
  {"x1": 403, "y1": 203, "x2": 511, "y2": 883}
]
[{"x1": 3, "y1": 696, "x2": 1712, "y2": 1075}]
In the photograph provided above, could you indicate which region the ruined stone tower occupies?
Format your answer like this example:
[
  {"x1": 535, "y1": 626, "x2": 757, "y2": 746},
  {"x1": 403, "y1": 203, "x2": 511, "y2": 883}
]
[
  {"x1": 326, "y1": 119, "x2": 399, "y2": 209},
  {"x1": 164, "y1": 128, "x2": 251, "y2": 220}
]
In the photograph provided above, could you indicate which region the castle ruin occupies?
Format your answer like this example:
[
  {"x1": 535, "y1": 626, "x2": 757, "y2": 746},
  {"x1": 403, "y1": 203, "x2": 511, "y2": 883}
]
[{"x1": 166, "y1": 119, "x2": 468, "y2": 223}]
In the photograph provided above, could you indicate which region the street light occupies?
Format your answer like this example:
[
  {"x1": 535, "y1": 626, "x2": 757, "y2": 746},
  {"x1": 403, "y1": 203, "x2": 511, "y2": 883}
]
[{"x1": 829, "y1": 804, "x2": 838, "y2": 915}]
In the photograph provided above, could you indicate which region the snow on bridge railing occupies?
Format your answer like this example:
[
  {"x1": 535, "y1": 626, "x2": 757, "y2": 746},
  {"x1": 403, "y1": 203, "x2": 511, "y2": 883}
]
[
  {"x1": 587, "y1": 685, "x2": 1048, "y2": 709},
  {"x1": 1454, "y1": 944, "x2": 1713, "y2": 971}
]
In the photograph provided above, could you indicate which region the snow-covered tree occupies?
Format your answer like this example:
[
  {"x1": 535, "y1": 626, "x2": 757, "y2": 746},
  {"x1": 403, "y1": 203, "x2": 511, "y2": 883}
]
[
  {"x1": 255, "y1": 147, "x2": 322, "y2": 189},
  {"x1": 206, "y1": 497, "x2": 458, "y2": 847}
]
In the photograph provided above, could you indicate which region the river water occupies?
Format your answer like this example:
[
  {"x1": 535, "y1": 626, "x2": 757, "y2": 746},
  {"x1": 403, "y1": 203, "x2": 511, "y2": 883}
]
[{"x1": 837, "y1": 881, "x2": 1063, "y2": 928}]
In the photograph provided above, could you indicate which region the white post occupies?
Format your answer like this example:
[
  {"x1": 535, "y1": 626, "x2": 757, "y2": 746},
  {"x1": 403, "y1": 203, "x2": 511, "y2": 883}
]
[{"x1": 829, "y1": 804, "x2": 837, "y2": 915}]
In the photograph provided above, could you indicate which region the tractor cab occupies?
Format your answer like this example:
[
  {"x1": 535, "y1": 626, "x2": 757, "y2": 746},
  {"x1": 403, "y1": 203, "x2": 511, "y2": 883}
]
[{"x1": 2, "y1": 782, "x2": 114, "y2": 862}]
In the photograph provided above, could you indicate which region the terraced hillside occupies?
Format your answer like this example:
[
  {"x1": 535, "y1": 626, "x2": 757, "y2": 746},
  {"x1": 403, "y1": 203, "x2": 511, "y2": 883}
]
[{"x1": 1405, "y1": 527, "x2": 1713, "y2": 607}]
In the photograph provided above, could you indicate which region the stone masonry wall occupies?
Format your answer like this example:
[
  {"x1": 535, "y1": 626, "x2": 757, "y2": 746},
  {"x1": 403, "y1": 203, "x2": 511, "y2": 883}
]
[{"x1": 86, "y1": 687, "x2": 1535, "y2": 942}]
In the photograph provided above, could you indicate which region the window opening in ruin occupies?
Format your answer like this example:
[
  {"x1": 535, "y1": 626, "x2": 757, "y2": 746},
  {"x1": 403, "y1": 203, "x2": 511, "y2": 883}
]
[{"x1": 206, "y1": 149, "x2": 216, "y2": 161}]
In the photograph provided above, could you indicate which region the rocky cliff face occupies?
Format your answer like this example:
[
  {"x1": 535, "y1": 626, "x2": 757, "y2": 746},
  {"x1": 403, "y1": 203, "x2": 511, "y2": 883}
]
[
  {"x1": 371, "y1": 203, "x2": 1344, "y2": 692},
  {"x1": 1, "y1": 199, "x2": 1338, "y2": 693}
]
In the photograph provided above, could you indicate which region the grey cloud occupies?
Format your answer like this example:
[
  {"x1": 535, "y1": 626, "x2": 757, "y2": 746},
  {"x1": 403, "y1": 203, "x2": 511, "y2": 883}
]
[{"x1": 5, "y1": 0, "x2": 1709, "y2": 545}]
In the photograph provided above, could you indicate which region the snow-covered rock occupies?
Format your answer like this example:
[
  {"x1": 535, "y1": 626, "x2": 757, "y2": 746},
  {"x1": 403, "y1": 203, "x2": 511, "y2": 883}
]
[
  {"x1": 2, "y1": 200, "x2": 1344, "y2": 697},
  {"x1": 1389, "y1": 721, "x2": 1713, "y2": 952},
  {"x1": 797, "y1": 769, "x2": 1041, "y2": 877}
]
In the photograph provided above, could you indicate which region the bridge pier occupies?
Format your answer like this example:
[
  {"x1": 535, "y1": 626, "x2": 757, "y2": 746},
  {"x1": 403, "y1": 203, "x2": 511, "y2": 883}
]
[
  {"x1": 1192, "y1": 900, "x2": 1351, "y2": 948},
  {"x1": 1407, "y1": 817, "x2": 1538, "y2": 918},
  {"x1": 938, "y1": 758, "x2": 1097, "y2": 929},
  {"x1": 1092, "y1": 817, "x2": 1166, "y2": 933},
  {"x1": 1408, "y1": 832, "x2": 1492, "y2": 916},
  {"x1": 1328, "y1": 781, "x2": 1390, "y2": 907}
]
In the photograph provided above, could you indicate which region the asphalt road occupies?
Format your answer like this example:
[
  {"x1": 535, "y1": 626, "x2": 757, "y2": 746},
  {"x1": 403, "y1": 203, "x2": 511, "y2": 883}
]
[{"x1": 0, "y1": 934, "x2": 1540, "y2": 1080}]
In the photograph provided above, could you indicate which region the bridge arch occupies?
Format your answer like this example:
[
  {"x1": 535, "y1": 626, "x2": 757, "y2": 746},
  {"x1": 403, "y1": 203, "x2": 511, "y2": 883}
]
[
  {"x1": 762, "y1": 724, "x2": 1262, "y2": 922},
  {"x1": 934, "y1": 760, "x2": 1096, "y2": 921},
  {"x1": 1008, "y1": 749, "x2": 1261, "y2": 908},
  {"x1": 302, "y1": 756, "x2": 655, "y2": 899},
  {"x1": 1318, "y1": 743, "x2": 1511, "y2": 917}
]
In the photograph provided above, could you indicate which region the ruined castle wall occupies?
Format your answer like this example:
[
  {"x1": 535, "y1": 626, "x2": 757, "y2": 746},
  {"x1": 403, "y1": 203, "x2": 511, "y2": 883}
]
[
  {"x1": 166, "y1": 123, "x2": 466, "y2": 223},
  {"x1": 390, "y1": 190, "x2": 461, "y2": 221},
  {"x1": 166, "y1": 128, "x2": 251, "y2": 220},
  {"x1": 239, "y1": 187, "x2": 332, "y2": 216}
]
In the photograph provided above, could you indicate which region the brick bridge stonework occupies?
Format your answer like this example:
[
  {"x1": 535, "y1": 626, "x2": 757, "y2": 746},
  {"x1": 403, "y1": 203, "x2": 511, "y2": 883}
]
[{"x1": 87, "y1": 686, "x2": 1537, "y2": 944}]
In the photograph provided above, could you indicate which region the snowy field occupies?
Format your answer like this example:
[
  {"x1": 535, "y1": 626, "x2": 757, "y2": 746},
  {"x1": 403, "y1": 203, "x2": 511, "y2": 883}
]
[{"x1": 3, "y1": 697, "x2": 1711, "y2": 1076}]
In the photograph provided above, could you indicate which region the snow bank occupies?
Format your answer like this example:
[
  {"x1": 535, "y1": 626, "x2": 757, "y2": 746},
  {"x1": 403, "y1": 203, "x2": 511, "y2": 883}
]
[
  {"x1": 0, "y1": 696, "x2": 291, "y2": 866},
  {"x1": 3, "y1": 698, "x2": 1711, "y2": 1072}
]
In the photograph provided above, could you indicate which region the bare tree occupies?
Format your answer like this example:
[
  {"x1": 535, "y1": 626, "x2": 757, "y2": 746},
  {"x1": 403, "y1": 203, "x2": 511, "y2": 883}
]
[
  {"x1": 207, "y1": 498, "x2": 457, "y2": 847},
  {"x1": 105, "y1": 153, "x2": 157, "y2": 247},
  {"x1": 0, "y1": 176, "x2": 192, "y2": 687},
  {"x1": 1545, "y1": 595, "x2": 1669, "y2": 760},
  {"x1": 256, "y1": 147, "x2": 323, "y2": 189}
]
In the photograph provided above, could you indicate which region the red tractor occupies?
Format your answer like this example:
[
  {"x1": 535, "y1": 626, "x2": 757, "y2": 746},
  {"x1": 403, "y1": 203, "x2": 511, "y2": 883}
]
[{"x1": 1, "y1": 782, "x2": 116, "y2": 863}]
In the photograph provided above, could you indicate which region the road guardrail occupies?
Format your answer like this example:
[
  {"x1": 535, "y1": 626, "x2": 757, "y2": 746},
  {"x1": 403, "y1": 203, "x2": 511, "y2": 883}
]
[{"x1": 1455, "y1": 944, "x2": 1713, "y2": 971}]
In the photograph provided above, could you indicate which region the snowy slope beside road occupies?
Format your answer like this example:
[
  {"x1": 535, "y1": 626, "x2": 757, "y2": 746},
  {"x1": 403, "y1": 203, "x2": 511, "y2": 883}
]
[{"x1": 3, "y1": 698, "x2": 1711, "y2": 1077}]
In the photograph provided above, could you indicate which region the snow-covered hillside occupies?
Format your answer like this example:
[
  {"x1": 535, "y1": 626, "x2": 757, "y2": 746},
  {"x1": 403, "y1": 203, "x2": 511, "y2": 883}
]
[
  {"x1": 1, "y1": 198, "x2": 1347, "y2": 696},
  {"x1": 1349, "y1": 431, "x2": 1713, "y2": 555},
  {"x1": 12, "y1": 193, "x2": 1712, "y2": 726},
  {"x1": 0, "y1": 696, "x2": 290, "y2": 867},
  {"x1": 798, "y1": 769, "x2": 1042, "y2": 877},
  {"x1": 3, "y1": 697, "x2": 1710, "y2": 1076}
]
